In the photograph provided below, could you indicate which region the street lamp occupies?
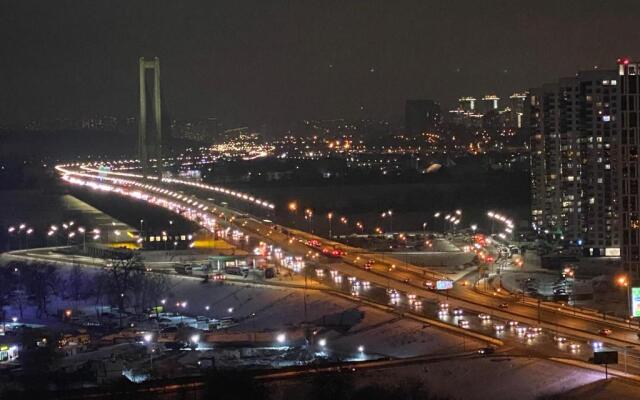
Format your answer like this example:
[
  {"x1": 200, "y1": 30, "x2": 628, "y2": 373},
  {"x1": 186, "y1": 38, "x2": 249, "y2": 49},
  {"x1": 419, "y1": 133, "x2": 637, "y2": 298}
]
[
  {"x1": 327, "y1": 212, "x2": 333, "y2": 239},
  {"x1": 288, "y1": 201, "x2": 298, "y2": 226},
  {"x1": 78, "y1": 227, "x2": 86, "y2": 252},
  {"x1": 190, "y1": 334, "x2": 200, "y2": 349},
  {"x1": 305, "y1": 209, "x2": 314, "y2": 233},
  {"x1": 617, "y1": 274, "x2": 631, "y2": 316},
  {"x1": 276, "y1": 333, "x2": 286, "y2": 344}
]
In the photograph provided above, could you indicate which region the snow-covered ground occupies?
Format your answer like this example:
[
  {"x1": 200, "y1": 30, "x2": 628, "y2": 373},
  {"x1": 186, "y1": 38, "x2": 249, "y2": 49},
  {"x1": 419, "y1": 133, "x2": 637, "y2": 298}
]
[{"x1": 271, "y1": 357, "x2": 621, "y2": 400}]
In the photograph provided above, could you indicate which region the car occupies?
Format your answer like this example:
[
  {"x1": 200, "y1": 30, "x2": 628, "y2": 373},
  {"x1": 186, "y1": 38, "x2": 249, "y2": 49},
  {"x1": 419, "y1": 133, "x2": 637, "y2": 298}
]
[
  {"x1": 478, "y1": 346, "x2": 495, "y2": 355},
  {"x1": 439, "y1": 302, "x2": 450, "y2": 309},
  {"x1": 211, "y1": 273, "x2": 225, "y2": 281},
  {"x1": 498, "y1": 302, "x2": 509, "y2": 309},
  {"x1": 569, "y1": 342, "x2": 581, "y2": 351},
  {"x1": 453, "y1": 308, "x2": 464, "y2": 316},
  {"x1": 478, "y1": 313, "x2": 491, "y2": 321},
  {"x1": 494, "y1": 324, "x2": 505, "y2": 332},
  {"x1": 598, "y1": 328, "x2": 612, "y2": 336},
  {"x1": 508, "y1": 320, "x2": 519, "y2": 327},
  {"x1": 529, "y1": 326, "x2": 542, "y2": 334},
  {"x1": 458, "y1": 319, "x2": 469, "y2": 328},
  {"x1": 437, "y1": 309, "x2": 449, "y2": 317},
  {"x1": 554, "y1": 335, "x2": 567, "y2": 343}
]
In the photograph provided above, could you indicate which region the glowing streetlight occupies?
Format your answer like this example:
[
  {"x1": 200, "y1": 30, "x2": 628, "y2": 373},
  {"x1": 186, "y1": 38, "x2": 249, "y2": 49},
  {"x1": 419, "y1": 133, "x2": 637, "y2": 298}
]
[
  {"x1": 276, "y1": 333, "x2": 286, "y2": 344},
  {"x1": 318, "y1": 338, "x2": 327, "y2": 347},
  {"x1": 288, "y1": 201, "x2": 297, "y2": 212},
  {"x1": 358, "y1": 345, "x2": 365, "y2": 353}
]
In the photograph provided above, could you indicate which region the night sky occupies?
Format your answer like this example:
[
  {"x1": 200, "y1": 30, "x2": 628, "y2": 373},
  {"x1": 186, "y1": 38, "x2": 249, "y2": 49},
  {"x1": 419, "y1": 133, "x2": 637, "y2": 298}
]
[{"x1": 2, "y1": 0, "x2": 640, "y2": 126}]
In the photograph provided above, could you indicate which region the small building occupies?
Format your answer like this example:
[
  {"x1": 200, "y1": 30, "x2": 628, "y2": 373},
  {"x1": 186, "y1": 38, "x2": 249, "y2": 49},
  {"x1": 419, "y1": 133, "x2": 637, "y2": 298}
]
[{"x1": 0, "y1": 338, "x2": 19, "y2": 363}]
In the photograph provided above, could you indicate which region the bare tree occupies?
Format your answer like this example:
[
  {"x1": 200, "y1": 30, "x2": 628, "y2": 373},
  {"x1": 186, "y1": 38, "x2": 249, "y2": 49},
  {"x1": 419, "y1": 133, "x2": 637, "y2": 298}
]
[
  {"x1": 142, "y1": 273, "x2": 171, "y2": 317},
  {"x1": 104, "y1": 254, "x2": 145, "y2": 326},
  {"x1": 0, "y1": 266, "x2": 17, "y2": 330},
  {"x1": 66, "y1": 264, "x2": 85, "y2": 310},
  {"x1": 91, "y1": 271, "x2": 109, "y2": 318},
  {"x1": 20, "y1": 263, "x2": 60, "y2": 318}
]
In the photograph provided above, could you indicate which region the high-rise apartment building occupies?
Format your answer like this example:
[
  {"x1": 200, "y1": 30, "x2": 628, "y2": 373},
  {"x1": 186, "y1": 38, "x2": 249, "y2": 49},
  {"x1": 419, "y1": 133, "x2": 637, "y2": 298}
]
[
  {"x1": 527, "y1": 70, "x2": 620, "y2": 256},
  {"x1": 618, "y1": 58, "x2": 640, "y2": 271},
  {"x1": 404, "y1": 100, "x2": 442, "y2": 136}
]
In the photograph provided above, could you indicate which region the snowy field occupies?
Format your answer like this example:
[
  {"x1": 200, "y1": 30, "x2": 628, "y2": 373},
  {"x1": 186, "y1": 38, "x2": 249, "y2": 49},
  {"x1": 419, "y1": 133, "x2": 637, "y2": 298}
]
[{"x1": 270, "y1": 356, "x2": 631, "y2": 400}]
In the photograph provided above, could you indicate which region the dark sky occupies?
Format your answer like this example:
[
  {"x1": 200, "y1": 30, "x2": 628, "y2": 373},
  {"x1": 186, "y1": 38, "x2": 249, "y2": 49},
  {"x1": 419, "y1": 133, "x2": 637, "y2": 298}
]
[{"x1": 2, "y1": 0, "x2": 640, "y2": 126}]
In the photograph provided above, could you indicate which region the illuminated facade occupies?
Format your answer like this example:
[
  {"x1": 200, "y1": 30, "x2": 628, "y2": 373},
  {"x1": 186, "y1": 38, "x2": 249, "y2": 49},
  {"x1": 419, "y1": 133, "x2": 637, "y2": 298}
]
[{"x1": 527, "y1": 70, "x2": 619, "y2": 255}]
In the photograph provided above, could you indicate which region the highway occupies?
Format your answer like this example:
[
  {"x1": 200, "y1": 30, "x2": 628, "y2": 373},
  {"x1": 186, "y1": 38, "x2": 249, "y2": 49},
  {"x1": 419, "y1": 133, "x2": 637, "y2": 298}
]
[{"x1": 53, "y1": 161, "x2": 640, "y2": 374}]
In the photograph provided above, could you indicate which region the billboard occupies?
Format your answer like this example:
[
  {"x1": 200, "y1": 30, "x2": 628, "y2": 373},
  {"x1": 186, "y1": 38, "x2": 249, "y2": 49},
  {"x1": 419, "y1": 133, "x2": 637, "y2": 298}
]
[
  {"x1": 436, "y1": 280, "x2": 454, "y2": 290},
  {"x1": 593, "y1": 351, "x2": 618, "y2": 365},
  {"x1": 632, "y1": 287, "x2": 640, "y2": 317}
]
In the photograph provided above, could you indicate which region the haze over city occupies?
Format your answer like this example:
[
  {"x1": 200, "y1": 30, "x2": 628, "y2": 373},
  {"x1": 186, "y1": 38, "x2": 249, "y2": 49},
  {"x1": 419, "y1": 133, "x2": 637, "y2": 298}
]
[{"x1": 3, "y1": 1, "x2": 640, "y2": 124}]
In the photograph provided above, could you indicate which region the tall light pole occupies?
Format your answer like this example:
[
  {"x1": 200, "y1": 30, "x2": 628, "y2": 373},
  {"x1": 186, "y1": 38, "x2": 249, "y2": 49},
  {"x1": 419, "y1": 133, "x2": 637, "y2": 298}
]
[
  {"x1": 25, "y1": 228, "x2": 33, "y2": 249},
  {"x1": 381, "y1": 210, "x2": 393, "y2": 233},
  {"x1": 288, "y1": 201, "x2": 298, "y2": 226},
  {"x1": 78, "y1": 227, "x2": 86, "y2": 253},
  {"x1": 340, "y1": 216, "x2": 348, "y2": 235},
  {"x1": 617, "y1": 275, "x2": 631, "y2": 317},
  {"x1": 305, "y1": 209, "x2": 313, "y2": 233},
  {"x1": 327, "y1": 212, "x2": 333, "y2": 239}
]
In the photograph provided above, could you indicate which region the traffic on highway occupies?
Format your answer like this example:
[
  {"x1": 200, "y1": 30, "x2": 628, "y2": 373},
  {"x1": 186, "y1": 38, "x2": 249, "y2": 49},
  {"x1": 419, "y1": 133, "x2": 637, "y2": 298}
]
[{"x1": 55, "y1": 160, "x2": 640, "y2": 374}]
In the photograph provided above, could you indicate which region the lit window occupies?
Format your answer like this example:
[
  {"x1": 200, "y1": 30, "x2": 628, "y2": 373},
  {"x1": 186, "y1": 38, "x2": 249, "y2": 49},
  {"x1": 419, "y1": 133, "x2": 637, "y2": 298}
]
[{"x1": 603, "y1": 115, "x2": 611, "y2": 122}]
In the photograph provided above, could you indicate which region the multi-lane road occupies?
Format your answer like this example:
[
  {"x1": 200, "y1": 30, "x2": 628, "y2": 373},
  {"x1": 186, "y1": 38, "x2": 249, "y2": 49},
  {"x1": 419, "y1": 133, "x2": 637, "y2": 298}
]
[{"x1": 54, "y1": 162, "x2": 640, "y2": 374}]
